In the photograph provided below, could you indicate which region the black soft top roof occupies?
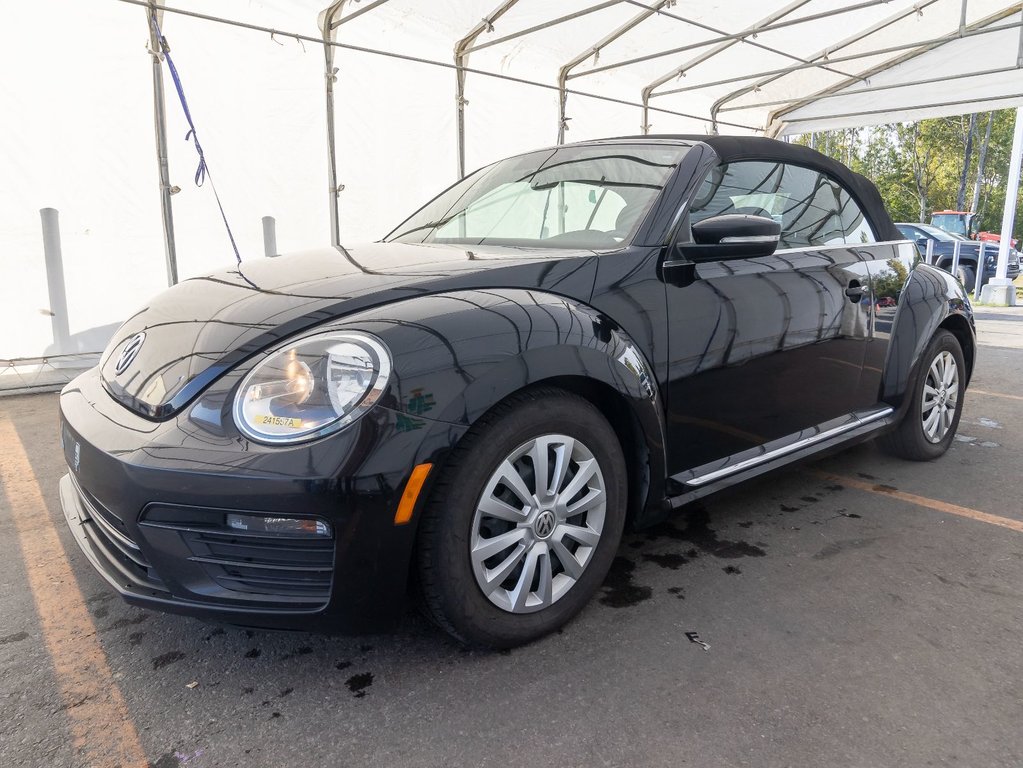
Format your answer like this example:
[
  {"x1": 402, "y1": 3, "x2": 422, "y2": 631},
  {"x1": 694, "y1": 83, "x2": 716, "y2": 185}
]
[{"x1": 607, "y1": 134, "x2": 903, "y2": 242}]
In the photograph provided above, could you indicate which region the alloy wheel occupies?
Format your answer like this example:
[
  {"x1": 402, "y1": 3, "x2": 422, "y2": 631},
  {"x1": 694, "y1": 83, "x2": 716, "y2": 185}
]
[
  {"x1": 469, "y1": 434, "x2": 607, "y2": 613},
  {"x1": 921, "y1": 350, "x2": 959, "y2": 443}
]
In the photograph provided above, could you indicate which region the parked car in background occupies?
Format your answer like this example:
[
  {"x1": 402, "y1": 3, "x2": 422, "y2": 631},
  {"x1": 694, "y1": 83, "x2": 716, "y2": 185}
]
[
  {"x1": 897, "y1": 222, "x2": 1020, "y2": 288},
  {"x1": 59, "y1": 137, "x2": 976, "y2": 648}
]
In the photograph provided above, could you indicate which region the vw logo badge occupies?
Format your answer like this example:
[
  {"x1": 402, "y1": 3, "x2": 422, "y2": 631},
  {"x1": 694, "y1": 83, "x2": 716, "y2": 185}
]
[
  {"x1": 533, "y1": 509, "x2": 556, "y2": 539},
  {"x1": 114, "y1": 332, "x2": 146, "y2": 375}
]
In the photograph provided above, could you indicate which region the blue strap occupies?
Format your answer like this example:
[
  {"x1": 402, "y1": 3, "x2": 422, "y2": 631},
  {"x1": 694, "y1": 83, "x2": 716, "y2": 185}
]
[{"x1": 150, "y1": 16, "x2": 242, "y2": 265}]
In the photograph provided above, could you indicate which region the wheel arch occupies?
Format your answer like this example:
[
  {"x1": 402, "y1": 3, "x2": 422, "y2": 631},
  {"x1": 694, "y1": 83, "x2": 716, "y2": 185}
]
[
  {"x1": 937, "y1": 312, "x2": 975, "y2": 387},
  {"x1": 881, "y1": 263, "x2": 976, "y2": 412},
  {"x1": 335, "y1": 288, "x2": 670, "y2": 530}
]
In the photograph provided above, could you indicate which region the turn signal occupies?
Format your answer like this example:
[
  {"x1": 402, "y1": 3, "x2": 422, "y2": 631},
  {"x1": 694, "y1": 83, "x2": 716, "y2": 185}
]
[{"x1": 395, "y1": 463, "x2": 432, "y2": 525}]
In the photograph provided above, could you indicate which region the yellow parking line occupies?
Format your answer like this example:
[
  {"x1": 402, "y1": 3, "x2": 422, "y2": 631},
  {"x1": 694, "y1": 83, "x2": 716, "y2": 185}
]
[
  {"x1": 971, "y1": 389, "x2": 1023, "y2": 402},
  {"x1": 815, "y1": 471, "x2": 1023, "y2": 534},
  {"x1": 0, "y1": 417, "x2": 147, "y2": 768}
]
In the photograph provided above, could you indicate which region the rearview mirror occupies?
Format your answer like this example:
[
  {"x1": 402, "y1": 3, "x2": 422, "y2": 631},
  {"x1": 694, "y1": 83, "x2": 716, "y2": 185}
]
[{"x1": 679, "y1": 214, "x2": 780, "y2": 260}]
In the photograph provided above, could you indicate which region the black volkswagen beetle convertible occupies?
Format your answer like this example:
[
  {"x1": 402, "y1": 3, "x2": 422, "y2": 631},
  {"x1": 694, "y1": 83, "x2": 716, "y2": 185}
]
[{"x1": 60, "y1": 136, "x2": 975, "y2": 647}]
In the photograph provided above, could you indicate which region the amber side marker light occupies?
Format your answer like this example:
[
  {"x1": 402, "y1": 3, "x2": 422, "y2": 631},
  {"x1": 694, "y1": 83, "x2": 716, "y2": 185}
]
[{"x1": 395, "y1": 463, "x2": 433, "y2": 525}]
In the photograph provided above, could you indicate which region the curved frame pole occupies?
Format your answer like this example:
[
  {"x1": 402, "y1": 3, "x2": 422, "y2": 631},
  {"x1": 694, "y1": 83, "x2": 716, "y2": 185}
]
[
  {"x1": 317, "y1": 0, "x2": 391, "y2": 245},
  {"x1": 558, "y1": 1, "x2": 668, "y2": 144},
  {"x1": 639, "y1": 0, "x2": 813, "y2": 135},
  {"x1": 455, "y1": 0, "x2": 521, "y2": 179},
  {"x1": 146, "y1": 3, "x2": 178, "y2": 285},
  {"x1": 319, "y1": 1, "x2": 347, "y2": 247},
  {"x1": 709, "y1": 0, "x2": 942, "y2": 135},
  {"x1": 761, "y1": 5, "x2": 1023, "y2": 136}
]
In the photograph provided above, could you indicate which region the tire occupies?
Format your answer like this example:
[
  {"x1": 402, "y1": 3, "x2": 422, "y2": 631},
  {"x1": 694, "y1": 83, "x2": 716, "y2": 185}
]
[
  {"x1": 417, "y1": 387, "x2": 627, "y2": 648},
  {"x1": 878, "y1": 329, "x2": 966, "y2": 461},
  {"x1": 955, "y1": 265, "x2": 976, "y2": 290}
]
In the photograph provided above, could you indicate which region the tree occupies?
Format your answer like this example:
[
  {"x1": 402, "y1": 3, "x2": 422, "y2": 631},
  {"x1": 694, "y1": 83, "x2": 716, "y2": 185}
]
[
  {"x1": 956, "y1": 113, "x2": 977, "y2": 211},
  {"x1": 792, "y1": 108, "x2": 1020, "y2": 240}
]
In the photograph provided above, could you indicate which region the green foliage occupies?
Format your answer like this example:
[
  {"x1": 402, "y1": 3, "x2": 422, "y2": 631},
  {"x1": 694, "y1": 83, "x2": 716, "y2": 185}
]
[{"x1": 792, "y1": 110, "x2": 1021, "y2": 237}]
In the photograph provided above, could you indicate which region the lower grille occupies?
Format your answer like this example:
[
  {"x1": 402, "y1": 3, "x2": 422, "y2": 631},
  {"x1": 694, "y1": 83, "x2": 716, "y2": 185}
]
[
  {"x1": 181, "y1": 530, "x2": 333, "y2": 602},
  {"x1": 70, "y1": 475, "x2": 167, "y2": 592}
]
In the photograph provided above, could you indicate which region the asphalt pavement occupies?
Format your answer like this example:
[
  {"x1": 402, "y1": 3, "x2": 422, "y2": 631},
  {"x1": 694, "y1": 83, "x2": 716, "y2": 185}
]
[{"x1": 2, "y1": 309, "x2": 1022, "y2": 768}]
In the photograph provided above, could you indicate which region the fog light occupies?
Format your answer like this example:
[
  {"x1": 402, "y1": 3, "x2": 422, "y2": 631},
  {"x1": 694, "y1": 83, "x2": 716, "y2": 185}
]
[{"x1": 226, "y1": 513, "x2": 332, "y2": 537}]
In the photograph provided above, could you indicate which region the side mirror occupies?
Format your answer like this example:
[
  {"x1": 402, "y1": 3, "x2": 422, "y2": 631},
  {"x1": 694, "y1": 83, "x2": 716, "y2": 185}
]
[
  {"x1": 916, "y1": 237, "x2": 928, "y2": 248},
  {"x1": 679, "y1": 214, "x2": 780, "y2": 260}
]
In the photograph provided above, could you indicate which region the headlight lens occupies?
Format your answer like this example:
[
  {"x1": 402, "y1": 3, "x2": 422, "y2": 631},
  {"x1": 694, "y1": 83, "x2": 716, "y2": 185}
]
[{"x1": 233, "y1": 331, "x2": 391, "y2": 444}]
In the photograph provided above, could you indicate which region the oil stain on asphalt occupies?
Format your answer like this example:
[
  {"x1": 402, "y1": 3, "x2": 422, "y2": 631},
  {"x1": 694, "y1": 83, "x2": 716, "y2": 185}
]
[
  {"x1": 603, "y1": 506, "x2": 767, "y2": 606},
  {"x1": 152, "y1": 651, "x2": 185, "y2": 670},
  {"x1": 600, "y1": 557, "x2": 653, "y2": 607},
  {"x1": 345, "y1": 672, "x2": 374, "y2": 698}
]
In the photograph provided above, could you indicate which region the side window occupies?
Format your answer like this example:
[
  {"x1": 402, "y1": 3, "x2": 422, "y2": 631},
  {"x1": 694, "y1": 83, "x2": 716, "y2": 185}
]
[
  {"x1": 838, "y1": 184, "x2": 876, "y2": 244},
  {"x1": 689, "y1": 161, "x2": 875, "y2": 248}
]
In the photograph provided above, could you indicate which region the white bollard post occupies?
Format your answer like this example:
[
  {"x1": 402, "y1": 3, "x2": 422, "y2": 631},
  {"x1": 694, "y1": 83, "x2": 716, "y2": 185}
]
[
  {"x1": 974, "y1": 242, "x2": 987, "y2": 299},
  {"x1": 981, "y1": 105, "x2": 1022, "y2": 306},
  {"x1": 40, "y1": 208, "x2": 70, "y2": 355},
  {"x1": 951, "y1": 240, "x2": 961, "y2": 279},
  {"x1": 925, "y1": 238, "x2": 935, "y2": 266},
  {"x1": 262, "y1": 216, "x2": 278, "y2": 258}
]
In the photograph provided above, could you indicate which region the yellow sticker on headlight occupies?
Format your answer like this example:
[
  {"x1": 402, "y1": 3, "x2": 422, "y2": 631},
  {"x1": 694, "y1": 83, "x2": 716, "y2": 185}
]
[{"x1": 253, "y1": 415, "x2": 304, "y2": 429}]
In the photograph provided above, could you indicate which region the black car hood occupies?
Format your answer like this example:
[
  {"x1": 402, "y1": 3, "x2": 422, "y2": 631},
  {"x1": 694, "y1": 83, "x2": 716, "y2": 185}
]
[{"x1": 99, "y1": 241, "x2": 598, "y2": 418}]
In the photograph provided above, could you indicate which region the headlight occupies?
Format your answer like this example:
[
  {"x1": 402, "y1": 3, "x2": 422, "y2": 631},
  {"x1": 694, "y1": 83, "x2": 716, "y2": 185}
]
[{"x1": 233, "y1": 331, "x2": 391, "y2": 444}]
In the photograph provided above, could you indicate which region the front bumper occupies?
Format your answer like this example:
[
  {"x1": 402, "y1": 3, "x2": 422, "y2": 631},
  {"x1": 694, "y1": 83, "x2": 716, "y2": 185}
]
[{"x1": 59, "y1": 367, "x2": 466, "y2": 632}]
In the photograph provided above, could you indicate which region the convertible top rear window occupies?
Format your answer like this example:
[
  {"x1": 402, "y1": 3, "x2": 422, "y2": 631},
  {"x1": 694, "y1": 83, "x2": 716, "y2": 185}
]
[{"x1": 386, "y1": 144, "x2": 688, "y2": 250}]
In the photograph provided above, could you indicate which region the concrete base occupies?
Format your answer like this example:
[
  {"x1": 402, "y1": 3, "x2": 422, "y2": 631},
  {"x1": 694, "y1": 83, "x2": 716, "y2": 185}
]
[{"x1": 979, "y1": 278, "x2": 1018, "y2": 306}]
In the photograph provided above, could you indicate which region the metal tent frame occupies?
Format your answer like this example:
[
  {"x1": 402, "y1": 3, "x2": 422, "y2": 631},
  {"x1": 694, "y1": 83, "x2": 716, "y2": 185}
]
[{"x1": 131, "y1": 0, "x2": 1023, "y2": 302}]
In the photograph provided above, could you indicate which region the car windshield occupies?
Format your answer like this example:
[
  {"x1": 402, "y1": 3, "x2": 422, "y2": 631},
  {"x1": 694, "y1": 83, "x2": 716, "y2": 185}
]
[
  {"x1": 931, "y1": 214, "x2": 968, "y2": 236},
  {"x1": 386, "y1": 143, "x2": 689, "y2": 250},
  {"x1": 916, "y1": 223, "x2": 958, "y2": 242}
]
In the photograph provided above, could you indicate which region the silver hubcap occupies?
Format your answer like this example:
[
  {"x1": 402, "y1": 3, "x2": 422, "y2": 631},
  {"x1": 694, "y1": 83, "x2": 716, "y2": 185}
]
[
  {"x1": 921, "y1": 350, "x2": 959, "y2": 443},
  {"x1": 470, "y1": 434, "x2": 607, "y2": 614}
]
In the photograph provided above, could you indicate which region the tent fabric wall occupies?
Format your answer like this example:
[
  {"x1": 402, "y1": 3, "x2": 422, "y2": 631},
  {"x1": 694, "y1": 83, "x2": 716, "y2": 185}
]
[{"x1": 1, "y1": 0, "x2": 1021, "y2": 361}]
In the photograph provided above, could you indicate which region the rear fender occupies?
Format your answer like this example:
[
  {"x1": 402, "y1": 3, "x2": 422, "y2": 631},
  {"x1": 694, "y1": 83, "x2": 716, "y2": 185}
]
[{"x1": 881, "y1": 264, "x2": 975, "y2": 413}]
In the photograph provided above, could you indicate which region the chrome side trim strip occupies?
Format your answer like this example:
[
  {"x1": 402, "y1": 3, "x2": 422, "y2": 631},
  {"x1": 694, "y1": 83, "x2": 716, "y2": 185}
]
[
  {"x1": 772, "y1": 239, "x2": 909, "y2": 256},
  {"x1": 684, "y1": 407, "x2": 894, "y2": 487}
]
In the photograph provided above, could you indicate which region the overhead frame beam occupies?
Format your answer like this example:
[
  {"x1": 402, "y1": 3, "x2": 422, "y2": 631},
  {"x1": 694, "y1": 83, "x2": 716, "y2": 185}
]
[
  {"x1": 576, "y1": 0, "x2": 893, "y2": 79},
  {"x1": 774, "y1": 92, "x2": 1023, "y2": 127},
  {"x1": 557, "y1": 1, "x2": 668, "y2": 144},
  {"x1": 640, "y1": 0, "x2": 815, "y2": 134},
  {"x1": 765, "y1": 5, "x2": 1023, "y2": 133},
  {"x1": 464, "y1": 1, "x2": 623, "y2": 55},
  {"x1": 328, "y1": 0, "x2": 389, "y2": 29},
  {"x1": 619, "y1": 0, "x2": 863, "y2": 89},
  {"x1": 455, "y1": 0, "x2": 520, "y2": 179},
  {"x1": 717, "y1": 65, "x2": 1021, "y2": 113},
  {"x1": 649, "y1": 10, "x2": 1022, "y2": 100},
  {"x1": 703, "y1": 0, "x2": 943, "y2": 129}
]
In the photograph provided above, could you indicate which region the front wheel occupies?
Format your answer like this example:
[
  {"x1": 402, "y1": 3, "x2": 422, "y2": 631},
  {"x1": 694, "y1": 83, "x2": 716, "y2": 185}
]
[
  {"x1": 878, "y1": 329, "x2": 966, "y2": 461},
  {"x1": 417, "y1": 388, "x2": 627, "y2": 648}
]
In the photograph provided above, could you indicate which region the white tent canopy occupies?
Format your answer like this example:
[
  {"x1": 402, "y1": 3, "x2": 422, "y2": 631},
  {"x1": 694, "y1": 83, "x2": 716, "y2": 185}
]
[{"x1": 1, "y1": 0, "x2": 1021, "y2": 361}]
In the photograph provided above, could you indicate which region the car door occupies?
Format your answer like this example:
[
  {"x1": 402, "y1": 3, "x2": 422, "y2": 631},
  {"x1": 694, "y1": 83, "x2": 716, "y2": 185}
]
[{"x1": 662, "y1": 160, "x2": 875, "y2": 475}]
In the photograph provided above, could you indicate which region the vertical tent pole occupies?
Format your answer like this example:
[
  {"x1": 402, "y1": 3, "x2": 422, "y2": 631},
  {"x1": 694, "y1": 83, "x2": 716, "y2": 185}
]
[
  {"x1": 454, "y1": 1, "x2": 520, "y2": 180},
  {"x1": 319, "y1": 1, "x2": 346, "y2": 248},
  {"x1": 559, "y1": 2, "x2": 668, "y2": 144},
  {"x1": 147, "y1": 4, "x2": 179, "y2": 285},
  {"x1": 318, "y1": 0, "x2": 390, "y2": 244}
]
